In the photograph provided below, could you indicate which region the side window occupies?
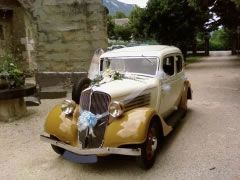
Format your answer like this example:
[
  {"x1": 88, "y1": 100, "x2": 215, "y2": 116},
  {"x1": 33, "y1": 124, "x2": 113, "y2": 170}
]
[
  {"x1": 163, "y1": 56, "x2": 175, "y2": 76},
  {"x1": 176, "y1": 55, "x2": 183, "y2": 73}
]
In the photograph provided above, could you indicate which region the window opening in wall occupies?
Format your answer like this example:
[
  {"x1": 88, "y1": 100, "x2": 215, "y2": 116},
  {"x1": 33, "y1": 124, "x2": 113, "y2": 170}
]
[{"x1": 0, "y1": 25, "x2": 4, "y2": 40}]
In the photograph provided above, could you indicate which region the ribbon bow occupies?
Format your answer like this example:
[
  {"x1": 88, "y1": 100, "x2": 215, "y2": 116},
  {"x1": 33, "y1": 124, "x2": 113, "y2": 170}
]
[{"x1": 77, "y1": 111, "x2": 97, "y2": 137}]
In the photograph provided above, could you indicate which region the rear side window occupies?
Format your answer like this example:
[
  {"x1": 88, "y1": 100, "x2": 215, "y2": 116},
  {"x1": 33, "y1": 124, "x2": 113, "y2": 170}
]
[
  {"x1": 176, "y1": 56, "x2": 183, "y2": 73},
  {"x1": 163, "y1": 56, "x2": 174, "y2": 76}
]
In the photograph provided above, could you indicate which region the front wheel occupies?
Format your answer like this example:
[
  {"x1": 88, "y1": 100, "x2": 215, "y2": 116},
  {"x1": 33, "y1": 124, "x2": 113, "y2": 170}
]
[{"x1": 137, "y1": 121, "x2": 161, "y2": 169}]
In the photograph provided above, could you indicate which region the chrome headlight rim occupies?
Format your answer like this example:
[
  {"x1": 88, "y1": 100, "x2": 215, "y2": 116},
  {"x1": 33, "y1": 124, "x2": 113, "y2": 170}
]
[
  {"x1": 109, "y1": 101, "x2": 125, "y2": 118},
  {"x1": 61, "y1": 100, "x2": 76, "y2": 115}
]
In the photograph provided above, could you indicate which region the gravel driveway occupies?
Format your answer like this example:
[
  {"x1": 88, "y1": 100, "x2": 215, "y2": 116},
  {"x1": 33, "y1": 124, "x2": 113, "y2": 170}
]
[{"x1": 0, "y1": 51, "x2": 239, "y2": 180}]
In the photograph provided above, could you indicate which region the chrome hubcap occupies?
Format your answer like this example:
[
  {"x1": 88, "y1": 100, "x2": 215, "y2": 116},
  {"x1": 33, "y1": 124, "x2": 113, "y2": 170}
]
[
  {"x1": 146, "y1": 128, "x2": 158, "y2": 160},
  {"x1": 152, "y1": 137, "x2": 158, "y2": 152}
]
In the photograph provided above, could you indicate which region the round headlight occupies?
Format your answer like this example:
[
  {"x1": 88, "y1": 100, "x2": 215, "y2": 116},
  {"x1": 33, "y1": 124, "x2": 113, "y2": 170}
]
[
  {"x1": 109, "y1": 101, "x2": 124, "y2": 118},
  {"x1": 61, "y1": 100, "x2": 76, "y2": 115}
]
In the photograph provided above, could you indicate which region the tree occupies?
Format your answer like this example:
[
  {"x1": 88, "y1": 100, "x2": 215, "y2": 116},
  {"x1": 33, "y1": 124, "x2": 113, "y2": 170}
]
[
  {"x1": 211, "y1": 0, "x2": 240, "y2": 54},
  {"x1": 129, "y1": 6, "x2": 146, "y2": 40},
  {"x1": 209, "y1": 28, "x2": 231, "y2": 50},
  {"x1": 107, "y1": 15, "x2": 115, "y2": 39},
  {"x1": 107, "y1": 14, "x2": 132, "y2": 41},
  {"x1": 114, "y1": 11, "x2": 127, "y2": 18},
  {"x1": 114, "y1": 24, "x2": 132, "y2": 41},
  {"x1": 134, "y1": 0, "x2": 208, "y2": 57}
]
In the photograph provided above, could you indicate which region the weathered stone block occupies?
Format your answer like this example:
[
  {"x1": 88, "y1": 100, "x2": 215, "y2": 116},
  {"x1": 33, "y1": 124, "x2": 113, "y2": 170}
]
[
  {"x1": 43, "y1": 0, "x2": 84, "y2": 6},
  {"x1": 66, "y1": 60, "x2": 90, "y2": 72},
  {"x1": 0, "y1": 98, "x2": 27, "y2": 122},
  {"x1": 62, "y1": 31, "x2": 89, "y2": 42},
  {"x1": 14, "y1": 0, "x2": 107, "y2": 73}
]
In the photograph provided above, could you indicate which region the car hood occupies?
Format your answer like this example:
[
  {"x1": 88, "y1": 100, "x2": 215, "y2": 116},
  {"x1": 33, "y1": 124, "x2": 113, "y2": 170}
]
[{"x1": 91, "y1": 77, "x2": 158, "y2": 100}]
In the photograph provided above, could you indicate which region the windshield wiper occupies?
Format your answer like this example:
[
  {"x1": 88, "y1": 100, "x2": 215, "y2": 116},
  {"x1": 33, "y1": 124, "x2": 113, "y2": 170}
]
[{"x1": 141, "y1": 55, "x2": 155, "y2": 66}]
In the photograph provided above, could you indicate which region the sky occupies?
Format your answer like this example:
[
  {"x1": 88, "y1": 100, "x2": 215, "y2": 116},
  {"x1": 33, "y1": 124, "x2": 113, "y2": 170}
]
[{"x1": 118, "y1": 0, "x2": 148, "y2": 8}]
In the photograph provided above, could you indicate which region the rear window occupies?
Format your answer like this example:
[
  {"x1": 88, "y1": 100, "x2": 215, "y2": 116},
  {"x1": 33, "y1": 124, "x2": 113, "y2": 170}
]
[{"x1": 176, "y1": 56, "x2": 183, "y2": 73}]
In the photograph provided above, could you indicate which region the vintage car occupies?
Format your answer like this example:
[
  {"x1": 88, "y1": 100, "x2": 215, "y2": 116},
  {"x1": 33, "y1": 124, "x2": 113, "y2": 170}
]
[{"x1": 40, "y1": 45, "x2": 192, "y2": 169}]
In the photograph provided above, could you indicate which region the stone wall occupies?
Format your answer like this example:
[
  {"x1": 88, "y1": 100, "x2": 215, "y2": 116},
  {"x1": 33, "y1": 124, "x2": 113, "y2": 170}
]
[{"x1": 18, "y1": 0, "x2": 108, "y2": 72}]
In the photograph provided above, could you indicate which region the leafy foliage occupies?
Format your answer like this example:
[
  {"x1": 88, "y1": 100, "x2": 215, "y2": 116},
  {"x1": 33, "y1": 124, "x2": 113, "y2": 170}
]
[
  {"x1": 211, "y1": 0, "x2": 240, "y2": 29},
  {"x1": 210, "y1": 0, "x2": 240, "y2": 53},
  {"x1": 128, "y1": 0, "x2": 208, "y2": 56},
  {"x1": 107, "y1": 14, "x2": 132, "y2": 41},
  {"x1": 114, "y1": 11, "x2": 127, "y2": 18},
  {"x1": 209, "y1": 28, "x2": 231, "y2": 50},
  {"x1": 0, "y1": 53, "x2": 25, "y2": 88},
  {"x1": 114, "y1": 24, "x2": 132, "y2": 41},
  {"x1": 107, "y1": 15, "x2": 115, "y2": 39},
  {"x1": 129, "y1": 6, "x2": 146, "y2": 40}
]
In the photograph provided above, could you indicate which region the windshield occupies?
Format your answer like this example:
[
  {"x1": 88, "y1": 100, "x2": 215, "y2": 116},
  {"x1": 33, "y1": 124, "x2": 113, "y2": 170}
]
[{"x1": 100, "y1": 57, "x2": 158, "y2": 76}]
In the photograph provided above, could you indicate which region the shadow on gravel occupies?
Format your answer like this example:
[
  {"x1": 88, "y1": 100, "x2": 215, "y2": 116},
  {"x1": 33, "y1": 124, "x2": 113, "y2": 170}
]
[
  {"x1": 160, "y1": 109, "x2": 193, "y2": 151},
  {"x1": 67, "y1": 109, "x2": 195, "y2": 173}
]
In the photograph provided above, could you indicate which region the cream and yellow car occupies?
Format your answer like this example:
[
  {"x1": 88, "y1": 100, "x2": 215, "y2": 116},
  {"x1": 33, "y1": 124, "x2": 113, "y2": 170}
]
[{"x1": 41, "y1": 45, "x2": 192, "y2": 169}]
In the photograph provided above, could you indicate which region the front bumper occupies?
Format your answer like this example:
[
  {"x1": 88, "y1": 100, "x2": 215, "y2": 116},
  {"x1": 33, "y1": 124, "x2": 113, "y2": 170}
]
[{"x1": 40, "y1": 135, "x2": 141, "y2": 156}]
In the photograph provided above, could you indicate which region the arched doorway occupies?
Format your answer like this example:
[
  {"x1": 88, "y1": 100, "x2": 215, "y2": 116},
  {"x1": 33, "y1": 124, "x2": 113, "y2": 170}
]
[
  {"x1": 0, "y1": 0, "x2": 33, "y2": 70},
  {"x1": 0, "y1": 9, "x2": 13, "y2": 55}
]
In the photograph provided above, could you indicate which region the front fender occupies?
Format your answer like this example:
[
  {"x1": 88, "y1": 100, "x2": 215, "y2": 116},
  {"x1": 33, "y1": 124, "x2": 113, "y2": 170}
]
[
  {"x1": 44, "y1": 105, "x2": 79, "y2": 146},
  {"x1": 103, "y1": 107, "x2": 157, "y2": 147}
]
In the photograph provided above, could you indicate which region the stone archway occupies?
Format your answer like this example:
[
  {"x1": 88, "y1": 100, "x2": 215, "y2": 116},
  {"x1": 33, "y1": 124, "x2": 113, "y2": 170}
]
[{"x1": 0, "y1": 9, "x2": 13, "y2": 55}]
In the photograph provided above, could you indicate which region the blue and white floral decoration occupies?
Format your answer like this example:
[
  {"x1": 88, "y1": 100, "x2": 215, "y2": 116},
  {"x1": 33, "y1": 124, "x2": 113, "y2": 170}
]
[
  {"x1": 77, "y1": 110, "x2": 109, "y2": 137},
  {"x1": 77, "y1": 111, "x2": 98, "y2": 137}
]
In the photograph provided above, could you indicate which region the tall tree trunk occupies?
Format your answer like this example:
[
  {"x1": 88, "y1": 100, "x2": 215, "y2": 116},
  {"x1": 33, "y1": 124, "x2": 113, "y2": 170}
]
[
  {"x1": 192, "y1": 39, "x2": 197, "y2": 55},
  {"x1": 204, "y1": 34, "x2": 209, "y2": 56},
  {"x1": 232, "y1": 34, "x2": 237, "y2": 55}
]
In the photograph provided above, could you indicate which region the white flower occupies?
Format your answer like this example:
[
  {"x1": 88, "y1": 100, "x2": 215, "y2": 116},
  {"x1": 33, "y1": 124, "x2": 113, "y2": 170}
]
[
  {"x1": 100, "y1": 76, "x2": 113, "y2": 84},
  {"x1": 102, "y1": 68, "x2": 115, "y2": 78}
]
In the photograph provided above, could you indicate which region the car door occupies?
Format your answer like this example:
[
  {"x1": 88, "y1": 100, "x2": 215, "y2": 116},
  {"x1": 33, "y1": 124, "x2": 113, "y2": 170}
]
[
  {"x1": 159, "y1": 55, "x2": 177, "y2": 117},
  {"x1": 173, "y1": 55, "x2": 185, "y2": 107}
]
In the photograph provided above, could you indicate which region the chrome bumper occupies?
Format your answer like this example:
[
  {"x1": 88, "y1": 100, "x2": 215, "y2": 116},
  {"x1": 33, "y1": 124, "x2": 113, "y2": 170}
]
[{"x1": 40, "y1": 135, "x2": 141, "y2": 156}]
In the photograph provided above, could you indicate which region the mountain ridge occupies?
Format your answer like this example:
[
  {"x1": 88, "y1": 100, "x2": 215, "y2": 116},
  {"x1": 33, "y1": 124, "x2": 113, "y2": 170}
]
[{"x1": 103, "y1": 0, "x2": 135, "y2": 16}]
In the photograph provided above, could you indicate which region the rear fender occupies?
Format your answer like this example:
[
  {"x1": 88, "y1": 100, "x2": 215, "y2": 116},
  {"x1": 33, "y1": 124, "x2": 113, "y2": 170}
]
[{"x1": 179, "y1": 80, "x2": 192, "y2": 109}]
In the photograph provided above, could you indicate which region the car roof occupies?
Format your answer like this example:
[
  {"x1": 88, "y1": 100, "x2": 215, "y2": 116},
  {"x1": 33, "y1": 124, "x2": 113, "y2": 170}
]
[{"x1": 100, "y1": 45, "x2": 182, "y2": 59}]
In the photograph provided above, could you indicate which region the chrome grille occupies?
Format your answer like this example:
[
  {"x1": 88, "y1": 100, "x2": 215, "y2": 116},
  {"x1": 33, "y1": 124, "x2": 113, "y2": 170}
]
[
  {"x1": 79, "y1": 89, "x2": 111, "y2": 148},
  {"x1": 124, "y1": 93, "x2": 151, "y2": 111}
]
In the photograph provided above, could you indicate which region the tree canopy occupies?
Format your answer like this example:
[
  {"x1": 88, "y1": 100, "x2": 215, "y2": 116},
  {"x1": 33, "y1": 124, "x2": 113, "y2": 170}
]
[
  {"x1": 129, "y1": 0, "x2": 208, "y2": 55},
  {"x1": 127, "y1": 0, "x2": 240, "y2": 54},
  {"x1": 114, "y1": 11, "x2": 127, "y2": 18},
  {"x1": 107, "y1": 13, "x2": 132, "y2": 41},
  {"x1": 106, "y1": 0, "x2": 240, "y2": 54}
]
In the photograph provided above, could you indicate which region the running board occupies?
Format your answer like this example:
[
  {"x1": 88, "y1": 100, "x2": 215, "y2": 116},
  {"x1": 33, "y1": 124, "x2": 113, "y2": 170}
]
[{"x1": 164, "y1": 109, "x2": 186, "y2": 127}]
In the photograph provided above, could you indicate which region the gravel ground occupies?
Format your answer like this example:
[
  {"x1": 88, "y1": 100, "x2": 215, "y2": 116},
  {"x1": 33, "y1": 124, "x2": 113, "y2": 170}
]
[{"x1": 0, "y1": 51, "x2": 240, "y2": 180}]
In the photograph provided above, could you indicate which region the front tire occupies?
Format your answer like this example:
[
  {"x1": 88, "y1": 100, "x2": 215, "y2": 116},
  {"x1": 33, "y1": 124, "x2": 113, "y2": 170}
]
[
  {"x1": 137, "y1": 121, "x2": 161, "y2": 169},
  {"x1": 50, "y1": 135, "x2": 65, "y2": 155}
]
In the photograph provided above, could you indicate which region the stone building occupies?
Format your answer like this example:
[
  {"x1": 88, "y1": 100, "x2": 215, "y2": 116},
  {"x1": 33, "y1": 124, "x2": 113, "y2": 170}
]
[
  {"x1": 0, "y1": 0, "x2": 107, "y2": 73},
  {"x1": 0, "y1": 1, "x2": 29, "y2": 69}
]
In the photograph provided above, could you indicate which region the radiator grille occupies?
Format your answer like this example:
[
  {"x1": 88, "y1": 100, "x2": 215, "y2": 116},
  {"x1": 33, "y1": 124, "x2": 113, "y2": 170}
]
[{"x1": 79, "y1": 89, "x2": 111, "y2": 148}]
